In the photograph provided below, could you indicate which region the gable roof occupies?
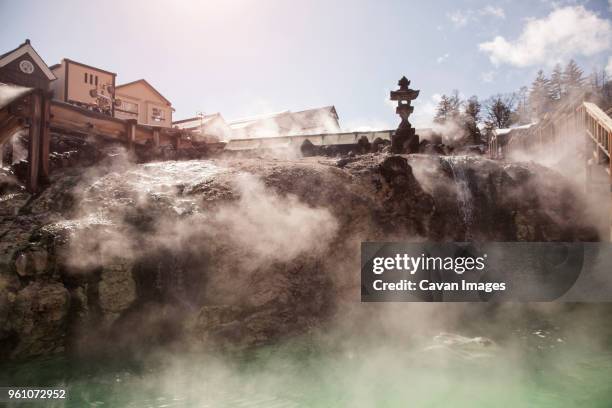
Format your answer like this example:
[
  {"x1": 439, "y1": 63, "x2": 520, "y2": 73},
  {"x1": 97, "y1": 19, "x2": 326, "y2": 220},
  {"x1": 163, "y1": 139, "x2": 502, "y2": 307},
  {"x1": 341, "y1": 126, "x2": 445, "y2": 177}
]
[
  {"x1": 115, "y1": 79, "x2": 171, "y2": 105},
  {"x1": 63, "y1": 58, "x2": 116, "y2": 76},
  {"x1": 227, "y1": 106, "x2": 340, "y2": 136},
  {"x1": 227, "y1": 111, "x2": 292, "y2": 130},
  {"x1": 173, "y1": 113, "x2": 224, "y2": 127},
  {"x1": 291, "y1": 106, "x2": 339, "y2": 130},
  {"x1": 0, "y1": 39, "x2": 56, "y2": 81}
]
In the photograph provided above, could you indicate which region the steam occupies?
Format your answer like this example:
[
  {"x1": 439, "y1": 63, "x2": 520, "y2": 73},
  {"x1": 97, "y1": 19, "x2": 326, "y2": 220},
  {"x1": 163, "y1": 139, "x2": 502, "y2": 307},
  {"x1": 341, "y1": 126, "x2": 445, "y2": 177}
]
[
  {"x1": 502, "y1": 119, "x2": 609, "y2": 237},
  {"x1": 55, "y1": 151, "x2": 338, "y2": 275},
  {"x1": 27, "y1": 144, "x2": 612, "y2": 406},
  {"x1": 211, "y1": 173, "x2": 337, "y2": 265},
  {"x1": 431, "y1": 118, "x2": 468, "y2": 146},
  {"x1": 61, "y1": 302, "x2": 612, "y2": 407}
]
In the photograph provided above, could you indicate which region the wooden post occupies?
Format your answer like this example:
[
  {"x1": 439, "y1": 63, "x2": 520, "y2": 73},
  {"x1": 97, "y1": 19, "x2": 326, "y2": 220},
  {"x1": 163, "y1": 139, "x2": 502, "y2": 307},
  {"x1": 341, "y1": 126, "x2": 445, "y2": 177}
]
[
  {"x1": 172, "y1": 134, "x2": 179, "y2": 150},
  {"x1": 27, "y1": 91, "x2": 42, "y2": 193},
  {"x1": 609, "y1": 129, "x2": 612, "y2": 242},
  {"x1": 126, "y1": 119, "x2": 137, "y2": 153},
  {"x1": 152, "y1": 126, "x2": 160, "y2": 148},
  {"x1": 39, "y1": 93, "x2": 51, "y2": 182}
]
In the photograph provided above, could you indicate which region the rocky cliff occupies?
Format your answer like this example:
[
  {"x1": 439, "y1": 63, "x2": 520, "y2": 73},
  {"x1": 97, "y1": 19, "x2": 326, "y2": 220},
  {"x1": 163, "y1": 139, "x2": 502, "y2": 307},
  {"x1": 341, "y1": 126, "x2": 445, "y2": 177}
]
[{"x1": 0, "y1": 153, "x2": 598, "y2": 360}]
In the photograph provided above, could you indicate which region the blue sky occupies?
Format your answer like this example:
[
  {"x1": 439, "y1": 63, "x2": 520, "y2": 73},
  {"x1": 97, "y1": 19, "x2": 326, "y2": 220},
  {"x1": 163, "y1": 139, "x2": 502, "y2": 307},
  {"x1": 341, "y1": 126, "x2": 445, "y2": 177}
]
[{"x1": 0, "y1": 0, "x2": 610, "y2": 129}]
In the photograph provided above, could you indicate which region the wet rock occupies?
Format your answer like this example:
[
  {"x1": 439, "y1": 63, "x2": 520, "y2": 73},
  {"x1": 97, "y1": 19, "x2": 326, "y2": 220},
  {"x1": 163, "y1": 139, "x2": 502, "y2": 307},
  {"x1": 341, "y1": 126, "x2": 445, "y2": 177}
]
[
  {"x1": 98, "y1": 258, "x2": 136, "y2": 325},
  {"x1": 0, "y1": 153, "x2": 600, "y2": 358},
  {"x1": 371, "y1": 137, "x2": 389, "y2": 152},
  {"x1": 14, "y1": 247, "x2": 48, "y2": 277},
  {"x1": 357, "y1": 136, "x2": 371, "y2": 154},
  {"x1": 300, "y1": 139, "x2": 318, "y2": 157},
  {"x1": 7, "y1": 282, "x2": 70, "y2": 359}
]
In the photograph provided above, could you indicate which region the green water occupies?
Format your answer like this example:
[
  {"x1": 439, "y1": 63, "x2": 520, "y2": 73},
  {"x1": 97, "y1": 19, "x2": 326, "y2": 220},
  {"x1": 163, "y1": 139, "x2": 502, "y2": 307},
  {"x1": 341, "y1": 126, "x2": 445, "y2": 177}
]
[{"x1": 3, "y1": 307, "x2": 612, "y2": 407}]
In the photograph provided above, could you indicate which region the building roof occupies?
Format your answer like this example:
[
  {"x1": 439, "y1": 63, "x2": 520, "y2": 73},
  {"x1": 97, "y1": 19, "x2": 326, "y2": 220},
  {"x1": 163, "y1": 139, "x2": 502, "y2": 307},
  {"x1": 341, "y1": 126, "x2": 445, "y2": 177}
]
[
  {"x1": 493, "y1": 123, "x2": 535, "y2": 135},
  {"x1": 173, "y1": 112, "x2": 223, "y2": 127},
  {"x1": 227, "y1": 110, "x2": 291, "y2": 129},
  {"x1": 0, "y1": 39, "x2": 56, "y2": 81},
  {"x1": 116, "y1": 79, "x2": 171, "y2": 105},
  {"x1": 291, "y1": 105, "x2": 339, "y2": 131},
  {"x1": 226, "y1": 106, "x2": 340, "y2": 136},
  {"x1": 60, "y1": 58, "x2": 117, "y2": 76}
]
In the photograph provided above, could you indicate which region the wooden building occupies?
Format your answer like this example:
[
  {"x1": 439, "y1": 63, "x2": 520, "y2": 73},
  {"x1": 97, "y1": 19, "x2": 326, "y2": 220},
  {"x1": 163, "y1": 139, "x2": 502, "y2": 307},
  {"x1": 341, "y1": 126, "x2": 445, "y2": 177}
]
[
  {"x1": 227, "y1": 106, "x2": 341, "y2": 139},
  {"x1": 0, "y1": 39, "x2": 56, "y2": 90},
  {"x1": 172, "y1": 112, "x2": 231, "y2": 142},
  {"x1": 49, "y1": 58, "x2": 116, "y2": 115},
  {"x1": 114, "y1": 79, "x2": 173, "y2": 127}
]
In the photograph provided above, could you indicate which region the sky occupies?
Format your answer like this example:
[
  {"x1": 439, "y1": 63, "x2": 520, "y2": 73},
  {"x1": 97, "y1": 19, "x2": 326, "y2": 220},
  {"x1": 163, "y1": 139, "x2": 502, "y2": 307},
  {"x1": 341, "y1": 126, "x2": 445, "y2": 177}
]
[{"x1": 0, "y1": 0, "x2": 610, "y2": 129}]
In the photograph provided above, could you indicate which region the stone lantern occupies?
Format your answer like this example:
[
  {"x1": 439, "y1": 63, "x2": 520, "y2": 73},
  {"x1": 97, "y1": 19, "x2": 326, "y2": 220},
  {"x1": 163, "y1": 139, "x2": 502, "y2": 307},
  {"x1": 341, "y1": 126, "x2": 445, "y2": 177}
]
[{"x1": 390, "y1": 76, "x2": 420, "y2": 153}]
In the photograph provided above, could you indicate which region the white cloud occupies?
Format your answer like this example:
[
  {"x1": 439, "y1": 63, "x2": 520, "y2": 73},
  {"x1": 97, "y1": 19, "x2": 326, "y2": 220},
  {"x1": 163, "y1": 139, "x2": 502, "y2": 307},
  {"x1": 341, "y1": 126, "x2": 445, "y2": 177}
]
[
  {"x1": 448, "y1": 10, "x2": 471, "y2": 27},
  {"x1": 609, "y1": 0, "x2": 612, "y2": 11},
  {"x1": 480, "y1": 5, "x2": 505, "y2": 18},
  {"x1": 479, "y1": 6, "x2": 612, "y2": 67},
  {"x1": 481, "y1": 71, "x2": 496, "y2": 83},
  {"x1": 606, "y1": 56, "x2": 612, "y2": 77},
  {"x1": 540, "y1": 0, "x2": 584, "y2": 8},
  {"x1": 447, "y1": 5, "x2": 505, "y2": 27},
  {"x1": 436, "y1": 53, "x2": 450, "y2": 63}
]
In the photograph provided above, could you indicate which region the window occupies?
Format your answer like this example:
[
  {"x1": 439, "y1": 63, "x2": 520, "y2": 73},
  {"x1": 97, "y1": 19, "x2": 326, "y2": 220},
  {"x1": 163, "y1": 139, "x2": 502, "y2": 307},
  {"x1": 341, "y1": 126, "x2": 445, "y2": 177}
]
[
  {"x1": 95, "y1": 76, "x2": 98, "y2": 86},
  {"x1": 151, "y1": 107, "x2": 165, "y2": 122},
  {"x1": 84, "y1": 73, "x2": 88, "y2": 83},
  {"x1": 115, "y1": 99, "x2": 138, "y2": 119},
  {"x1": 120, "y1": 101, "x2": 138, "y2": 114},
  {"x1": 89, "y1": 74, "x2": 93, "y2": 85}
]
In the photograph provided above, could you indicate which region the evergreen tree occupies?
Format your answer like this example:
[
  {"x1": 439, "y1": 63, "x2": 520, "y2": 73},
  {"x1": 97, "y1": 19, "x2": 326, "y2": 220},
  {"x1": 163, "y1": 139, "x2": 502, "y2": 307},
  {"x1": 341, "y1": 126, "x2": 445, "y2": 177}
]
[
  {"x1": 589, "y1": 67, "x2": 612, "y2": 110},
  {"x1": 562, "y1": 59, "x2": 585, "y2": 98},
  {"x1": 529, "y1": 70, "x2": 552, "y2": 119},
  {"x1": 448, "y1": 90, "x2": 462, "y2": 119},
  {"x1": 549, "y1": 64, "x2": 563, "y2": 101},
  {"x1": 464, "y1": 95, "x2": 481, "y2": 122},
  {"x1": 515, "y1": 86, "x2": 531, "y2": 124},
  {"x1": 434, "y1": 95, "x2": 452, "y2": 124},
  {"x1": 463, "y1": 95, "x2": 482, "y2": 144},
  {"x1": 434, "y1": 90, "x2": 462, "y2": 124}
]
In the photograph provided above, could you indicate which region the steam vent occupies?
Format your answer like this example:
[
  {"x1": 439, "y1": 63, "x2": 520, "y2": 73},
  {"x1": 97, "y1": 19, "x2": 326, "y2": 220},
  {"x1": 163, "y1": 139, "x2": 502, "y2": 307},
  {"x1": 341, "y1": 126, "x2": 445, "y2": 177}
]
[{"x1": 390, "y1": 76, "x2": 420, "y2": 153}]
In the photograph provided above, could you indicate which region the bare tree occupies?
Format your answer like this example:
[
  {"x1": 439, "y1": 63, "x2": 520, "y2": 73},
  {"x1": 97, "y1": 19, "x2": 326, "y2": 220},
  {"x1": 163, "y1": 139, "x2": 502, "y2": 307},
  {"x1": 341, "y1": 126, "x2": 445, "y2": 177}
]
[{"x1": 484, "y1": 94, "x2": 516, "y2": 129}]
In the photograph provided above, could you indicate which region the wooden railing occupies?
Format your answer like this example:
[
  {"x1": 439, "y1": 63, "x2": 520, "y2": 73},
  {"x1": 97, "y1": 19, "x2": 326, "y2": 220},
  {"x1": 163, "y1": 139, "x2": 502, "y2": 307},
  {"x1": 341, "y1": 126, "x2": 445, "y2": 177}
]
[
  {"x1": 1, "y1": 85, "x2": 194, "y2": 193},
  {"x1": 493, "y1": 99, "x2": 611, "y2": 174},
  {"x1": 578, "y1": 102, "x2": 612, "y2": 176},
  {"x1": 490, "y1": 98, "x2": 612, "y2": 240}
]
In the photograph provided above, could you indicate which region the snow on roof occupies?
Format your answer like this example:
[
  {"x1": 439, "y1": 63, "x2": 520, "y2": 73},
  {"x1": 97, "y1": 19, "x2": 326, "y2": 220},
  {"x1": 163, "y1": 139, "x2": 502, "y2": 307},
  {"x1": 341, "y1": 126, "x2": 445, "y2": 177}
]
[
  {"x1": 173, "y1": 113, "x2": 222, "y2": 128},
  {"x1": 494, "y1": 123, "x2": 535, "y2": 136},
  {"x1": 227, "y1": 106, "x2": 339, "y2": 133},
  {"x1": 493, "y1": 128, "x2": 512, "y2": 136},
  {"x1": 227, "y1": 110, "x2": 291, "y2": 128}
]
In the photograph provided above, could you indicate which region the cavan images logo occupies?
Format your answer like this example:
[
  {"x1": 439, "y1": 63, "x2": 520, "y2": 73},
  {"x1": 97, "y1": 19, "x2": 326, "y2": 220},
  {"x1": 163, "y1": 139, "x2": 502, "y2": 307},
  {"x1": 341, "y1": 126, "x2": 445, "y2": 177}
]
[{"x1": 361, "y1": 242, "x2": 596, "y2": 302}]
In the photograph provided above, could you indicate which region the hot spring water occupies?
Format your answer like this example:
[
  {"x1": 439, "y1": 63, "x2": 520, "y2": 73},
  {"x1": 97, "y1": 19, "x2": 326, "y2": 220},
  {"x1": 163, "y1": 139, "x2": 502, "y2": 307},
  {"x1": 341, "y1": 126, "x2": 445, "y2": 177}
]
[{"x1": 3, "y1": 311, "x2": 612, "y2": 408}]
